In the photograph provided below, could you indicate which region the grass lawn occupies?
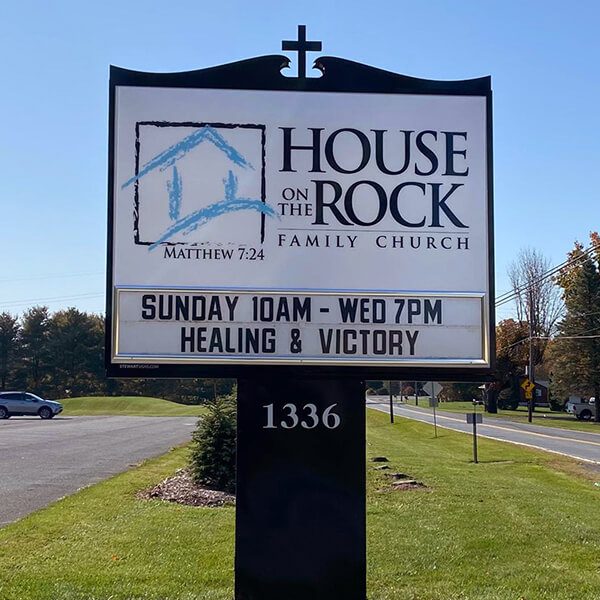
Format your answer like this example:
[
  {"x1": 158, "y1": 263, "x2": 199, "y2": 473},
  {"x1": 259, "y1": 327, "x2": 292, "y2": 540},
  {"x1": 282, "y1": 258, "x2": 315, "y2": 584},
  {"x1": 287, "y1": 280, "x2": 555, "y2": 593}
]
[
  {"x1": 2, "y1": 410, "x2": 600, "y2": 599},
  {"x1": 397, "y1": 397, "x2": 600, "y2": 433},
  {"x1": 60, "y1": 396, "x2": 205, "y2": 417}
]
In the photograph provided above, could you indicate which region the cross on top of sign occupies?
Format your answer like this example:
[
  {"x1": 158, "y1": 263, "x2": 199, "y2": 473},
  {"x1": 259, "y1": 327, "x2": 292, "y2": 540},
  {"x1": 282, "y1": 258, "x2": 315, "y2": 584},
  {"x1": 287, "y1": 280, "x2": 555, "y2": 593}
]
[{"x1": 282, "y1": 25, "x2": 322, "y2": 79}]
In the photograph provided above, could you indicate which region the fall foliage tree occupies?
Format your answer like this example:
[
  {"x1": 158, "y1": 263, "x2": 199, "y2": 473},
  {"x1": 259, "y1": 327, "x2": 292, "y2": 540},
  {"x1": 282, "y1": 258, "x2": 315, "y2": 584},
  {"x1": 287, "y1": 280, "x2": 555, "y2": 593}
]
[
  {"x1": 553, "y1": 233, "x2": 600, "y2": 420},
  {"x1": 493, "y1": 318, "x2": 529, "y2": 408}
]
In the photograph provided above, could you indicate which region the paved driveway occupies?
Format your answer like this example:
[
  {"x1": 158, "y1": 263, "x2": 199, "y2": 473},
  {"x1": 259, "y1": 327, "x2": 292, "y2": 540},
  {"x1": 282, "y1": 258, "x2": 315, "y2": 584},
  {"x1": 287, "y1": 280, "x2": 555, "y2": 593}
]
[
  {"x1": 0, "y1": 415, "x2": 197, "y2": 527},
  {"x1": 368, "y1": 400, "x2": 600, "y2": 464}
]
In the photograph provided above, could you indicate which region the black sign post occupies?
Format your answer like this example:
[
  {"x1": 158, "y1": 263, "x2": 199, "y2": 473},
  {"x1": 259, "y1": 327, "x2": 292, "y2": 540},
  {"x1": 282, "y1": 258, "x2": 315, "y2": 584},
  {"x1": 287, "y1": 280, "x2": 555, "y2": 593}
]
[
  {"x1": 236, "y1": 378, "x2": 365, "y2": 600},
  {"x1": 466, "y1": 410, "x2": 483, "y2": 464}
]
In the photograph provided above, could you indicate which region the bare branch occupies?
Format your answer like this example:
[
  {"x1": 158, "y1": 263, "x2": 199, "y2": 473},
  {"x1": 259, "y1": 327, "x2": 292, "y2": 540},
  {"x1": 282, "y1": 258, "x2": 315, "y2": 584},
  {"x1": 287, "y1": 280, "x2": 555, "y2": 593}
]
[{"x1": 507, "y1": 248, "x2": 564, "y2": 365}]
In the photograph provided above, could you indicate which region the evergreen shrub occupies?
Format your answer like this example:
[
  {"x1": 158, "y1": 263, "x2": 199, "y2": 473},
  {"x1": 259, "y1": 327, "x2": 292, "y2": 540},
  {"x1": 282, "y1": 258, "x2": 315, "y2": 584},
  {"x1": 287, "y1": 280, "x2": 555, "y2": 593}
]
[{"x1": 188, "y1": 395, "x2": 236, "y2": 493}]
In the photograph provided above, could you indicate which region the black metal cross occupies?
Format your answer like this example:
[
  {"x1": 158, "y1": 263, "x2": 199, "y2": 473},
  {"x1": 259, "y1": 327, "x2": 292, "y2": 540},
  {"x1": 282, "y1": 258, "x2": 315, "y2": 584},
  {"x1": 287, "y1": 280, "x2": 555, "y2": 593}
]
[{"x1": 282, "y1": 25, "x2": 322, "y2": 79}]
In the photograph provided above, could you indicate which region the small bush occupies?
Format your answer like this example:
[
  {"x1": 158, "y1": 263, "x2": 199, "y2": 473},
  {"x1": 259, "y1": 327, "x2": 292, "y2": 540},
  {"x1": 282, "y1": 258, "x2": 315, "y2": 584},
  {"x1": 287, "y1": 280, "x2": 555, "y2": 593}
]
[
  {"x1": 188, "y1": 395, "x2": 236, "y2": 493},
  {"x1": 549, "y1": 391, "x2": 564, "y2": 412},
  {"x1": 498, "y1": 387, "x2": 519, "y2": 410}
]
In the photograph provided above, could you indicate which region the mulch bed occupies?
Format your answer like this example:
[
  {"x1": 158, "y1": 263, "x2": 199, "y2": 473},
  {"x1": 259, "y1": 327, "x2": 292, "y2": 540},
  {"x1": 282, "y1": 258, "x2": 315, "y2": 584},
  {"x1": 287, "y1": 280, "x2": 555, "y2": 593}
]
[
  {"x1": 137, "y1": 469, "x2": 235, "y2": 507},
  {"x1": 370, "y1": 462, "x2": 430, "y2": 492},
  {"x1": 385, "y1": 471, "x2": 429, "y2": 490},
  {"x1": 140, "y1": 463, "x2": 428, "y2": 506},
  {"x1": 390, "y1": 478, "x2": 428, "y2": 491}
]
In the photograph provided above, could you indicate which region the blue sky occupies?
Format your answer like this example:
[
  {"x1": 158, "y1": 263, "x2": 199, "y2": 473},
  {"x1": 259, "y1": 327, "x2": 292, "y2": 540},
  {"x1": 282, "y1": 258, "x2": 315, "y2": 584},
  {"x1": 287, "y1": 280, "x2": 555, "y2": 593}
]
[{"x1": 0, "y1": 0, "x2": 597, "y2": 321}]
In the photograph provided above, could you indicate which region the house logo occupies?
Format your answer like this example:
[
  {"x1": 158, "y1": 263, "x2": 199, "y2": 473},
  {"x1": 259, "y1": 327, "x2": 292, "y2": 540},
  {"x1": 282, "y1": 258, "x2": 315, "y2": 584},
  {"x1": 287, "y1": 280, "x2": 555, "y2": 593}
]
[{"x1": 121, "y1": 122, "x2": 273, "y2": 250}]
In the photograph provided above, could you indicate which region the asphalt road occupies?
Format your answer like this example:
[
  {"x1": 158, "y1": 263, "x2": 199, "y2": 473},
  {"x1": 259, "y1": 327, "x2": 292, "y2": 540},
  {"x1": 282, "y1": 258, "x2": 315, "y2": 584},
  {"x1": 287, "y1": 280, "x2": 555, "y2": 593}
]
[
  {"x1": 0, "y1": 415, "x2": 197, "y2": 527},
  {"x1": 368, "y1": 400, "x2": 600, "y2": 464}
]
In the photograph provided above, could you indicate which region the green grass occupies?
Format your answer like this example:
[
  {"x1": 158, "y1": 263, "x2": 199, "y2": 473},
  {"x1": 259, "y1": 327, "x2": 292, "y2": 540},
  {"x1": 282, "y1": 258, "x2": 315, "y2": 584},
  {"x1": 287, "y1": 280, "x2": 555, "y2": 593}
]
[
  {"x1": 365, "y1": 412, "x2": 600, "y2": 599},
  {"x1": 2, "y1": 410, "x2": 600, "y2": 599},
  {"x1": 60, "y1": 396, "x2": 205, "y2": 417},
  {"x1": 0, "y1": 446, "x2": 232, "y2": 600},
  {"x1": 400, "y1": 398, "x2": 600, "y2": 433}
]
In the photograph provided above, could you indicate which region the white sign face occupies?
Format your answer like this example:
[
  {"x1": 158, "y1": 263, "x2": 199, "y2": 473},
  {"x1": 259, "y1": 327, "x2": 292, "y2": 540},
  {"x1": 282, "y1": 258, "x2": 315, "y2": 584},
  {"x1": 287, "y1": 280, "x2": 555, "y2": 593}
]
[{"x1": 110, "y1": 86, "x2": 491, "y2": 368}]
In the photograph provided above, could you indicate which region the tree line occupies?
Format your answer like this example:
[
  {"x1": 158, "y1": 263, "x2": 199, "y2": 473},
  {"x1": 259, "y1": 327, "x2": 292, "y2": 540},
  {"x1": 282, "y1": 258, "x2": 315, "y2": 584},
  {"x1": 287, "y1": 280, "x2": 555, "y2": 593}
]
[
  {"x1": 1, "y1": 234, "x2": 598, "y2": 408},
  {"x1": 0, "y1": 306, "x2": 234, "y2": 402},
  {"x1": 492, "y1": 232, "x2": 600, "y2": 413},
  {"x1": 552, "y1": 233, "x2": 600, "y2": 405},
  {"x1": 368, "y1": 233, "x2": 600, "y2": 414}
]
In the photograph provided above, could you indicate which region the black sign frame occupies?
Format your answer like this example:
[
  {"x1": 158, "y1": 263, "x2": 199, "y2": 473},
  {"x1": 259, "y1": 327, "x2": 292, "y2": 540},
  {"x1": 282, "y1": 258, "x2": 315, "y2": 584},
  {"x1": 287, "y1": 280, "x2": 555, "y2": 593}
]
[{"x1": 106, "y1": 51, "x2": 495, "y2": 382}]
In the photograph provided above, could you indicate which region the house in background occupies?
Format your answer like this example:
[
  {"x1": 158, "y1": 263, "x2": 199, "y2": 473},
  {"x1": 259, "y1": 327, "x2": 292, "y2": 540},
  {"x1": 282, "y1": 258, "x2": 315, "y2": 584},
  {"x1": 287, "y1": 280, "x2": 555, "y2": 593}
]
[{"x1": 519, "y1": 378, "x2": 549, "y2": 407}]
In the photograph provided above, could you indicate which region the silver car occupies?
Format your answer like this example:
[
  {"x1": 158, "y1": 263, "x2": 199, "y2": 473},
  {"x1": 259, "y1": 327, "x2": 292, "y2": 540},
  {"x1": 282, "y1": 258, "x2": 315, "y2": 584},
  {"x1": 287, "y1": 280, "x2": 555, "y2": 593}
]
[{"x1": 0, "y1": 392, "x2": 63, "y2": 419}]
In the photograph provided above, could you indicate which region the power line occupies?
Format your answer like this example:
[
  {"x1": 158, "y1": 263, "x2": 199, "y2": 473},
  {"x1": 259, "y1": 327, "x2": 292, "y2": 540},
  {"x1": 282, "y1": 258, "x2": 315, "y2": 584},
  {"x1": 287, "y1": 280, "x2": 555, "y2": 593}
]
[
  {"x1": 496, "y1": 241, "x2": 600, "y2": 306},
  {"x1": 498, "y1": 336, "x2": 530, "y2": 352},
  {"x1": 536, "y1": 335, "x2": 600, "y2": 340},
  {"x1": 498, "y1": 323, "x2": 600, "y2": 352},
  {"x1": 496, "y1": 240, "x2": 600, "y2": 304},
  {"x1": 496, "y1": 241, "x2": 600, "y2": 308},
  {"x1": 0, "y1": 293, "x2": 104, "y2": 308},
  {"x1": 0, "y1": 271, "x2": 103, "y2": 284}
]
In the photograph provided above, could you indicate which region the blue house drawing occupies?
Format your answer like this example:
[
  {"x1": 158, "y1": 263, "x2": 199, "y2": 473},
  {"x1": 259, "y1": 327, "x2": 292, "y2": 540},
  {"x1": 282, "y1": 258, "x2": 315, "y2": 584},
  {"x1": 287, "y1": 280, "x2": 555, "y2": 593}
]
[{"x1": 121, "y1": 124, "x2": 274, "y2": 250}]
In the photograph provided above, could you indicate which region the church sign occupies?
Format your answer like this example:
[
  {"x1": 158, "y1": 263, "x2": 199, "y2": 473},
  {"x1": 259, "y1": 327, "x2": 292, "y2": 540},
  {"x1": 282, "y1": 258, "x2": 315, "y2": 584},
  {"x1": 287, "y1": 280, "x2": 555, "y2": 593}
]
[
  {"x1": 106, "y1": 31, "x2": 494, "y2": 381},
  {"x1": 106, "y1": 26, "x2": 494, "y2": 600}
]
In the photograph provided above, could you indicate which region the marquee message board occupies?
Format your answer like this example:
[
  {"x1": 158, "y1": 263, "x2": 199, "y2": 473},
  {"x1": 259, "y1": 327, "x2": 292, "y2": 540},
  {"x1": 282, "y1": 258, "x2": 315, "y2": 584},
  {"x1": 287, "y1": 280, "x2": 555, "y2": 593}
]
[{"x1": 106, "y1": 55, "x2": 494, "y2": 379}]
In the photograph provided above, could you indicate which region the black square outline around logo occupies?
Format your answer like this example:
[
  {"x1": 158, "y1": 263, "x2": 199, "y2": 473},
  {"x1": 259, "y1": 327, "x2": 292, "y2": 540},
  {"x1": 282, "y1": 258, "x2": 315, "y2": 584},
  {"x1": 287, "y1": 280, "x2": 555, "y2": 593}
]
[{"x1": 132, "y1": 121, "x2": 267, "y2": 246}]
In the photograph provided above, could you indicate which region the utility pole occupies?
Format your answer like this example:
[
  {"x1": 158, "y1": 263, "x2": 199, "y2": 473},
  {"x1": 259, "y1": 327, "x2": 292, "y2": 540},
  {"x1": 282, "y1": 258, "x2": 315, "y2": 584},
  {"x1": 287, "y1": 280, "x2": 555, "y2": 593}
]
[{"x1": 528, "y1": 288, "x2": 535, "y2": 424}]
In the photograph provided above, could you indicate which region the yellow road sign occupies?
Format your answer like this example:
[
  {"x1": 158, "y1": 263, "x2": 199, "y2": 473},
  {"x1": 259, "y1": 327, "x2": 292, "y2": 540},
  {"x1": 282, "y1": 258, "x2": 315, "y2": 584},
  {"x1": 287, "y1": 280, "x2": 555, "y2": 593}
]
[
  {"x1": 521, "y1": 379, "x2": 535, "y2": 393},
  {"x1": 524, "y1": 390, "x2": 533, "y2": 400}
]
